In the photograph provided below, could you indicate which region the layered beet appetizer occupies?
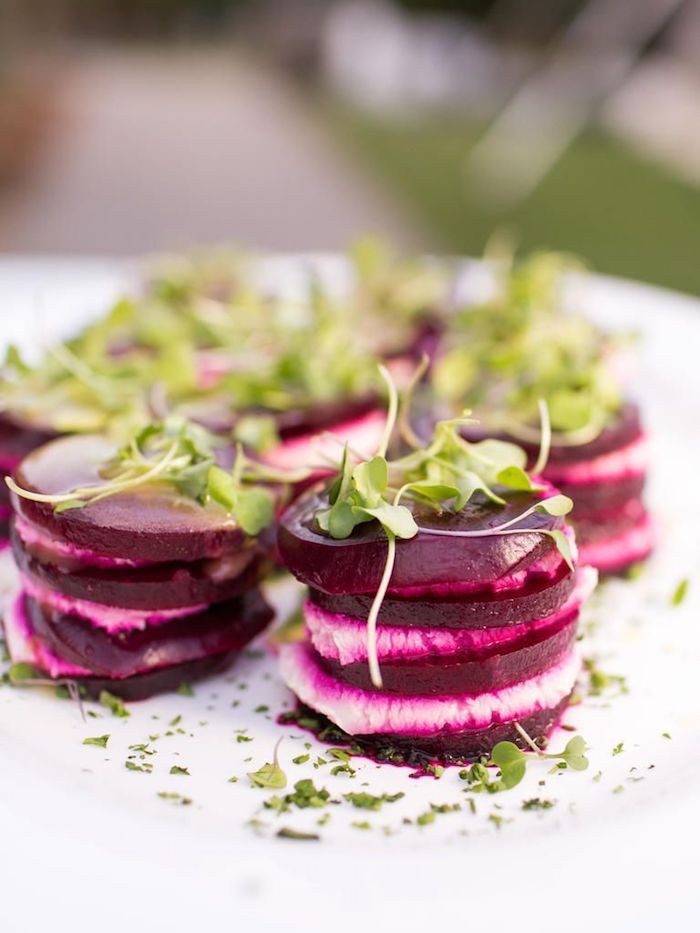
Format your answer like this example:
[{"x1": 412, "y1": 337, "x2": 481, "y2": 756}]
[
  {"x1": 437, "y1": 251, "x2": 652, "y2": 575},
  {"x1": 2, "y1": 419, "x2": 277, "y2": 699},
  {"x1": 278, "y1": 380, "x2": 596, "y2": 762}
]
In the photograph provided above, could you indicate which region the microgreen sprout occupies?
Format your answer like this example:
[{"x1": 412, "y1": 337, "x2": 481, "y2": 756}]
[{"x1": 247, "y1": 739, "x2": 287, "y2": 790}]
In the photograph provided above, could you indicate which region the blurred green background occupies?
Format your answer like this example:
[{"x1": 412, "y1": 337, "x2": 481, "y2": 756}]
[{"x1": 2, "y1": 0, "x2": 699, "y2": 295}]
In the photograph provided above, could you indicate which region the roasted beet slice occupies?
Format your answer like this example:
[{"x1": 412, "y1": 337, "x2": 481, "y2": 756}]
[
  {"x1": 350, "y1": 696, "x2": 570, "y2": 763},
  {"x1": 12, "y1": 435, "x2": 253, "y2": 562},
  {"x1": 558, "y1": 473, "x2": 646, "y2": 513},
  {"x1": 274, "y1": 396, "x2": 379, "y2": 441},
  {"x1": 23, "y1": 588, "x2": 273, "y2": 679},
  {"x1": 464, "y1": 402, "x2": 642, "y2": 467},
  {"x1": 279, "y1": 486, "x2": 564, "y2": 595},
  {"x1": 308, "y1": 561, "x2": 574, "y2": 628},
  {"x1": 11, "y1": 525, "x2": 270, "y2": 610},
  {"x1": 319, "y1": 615, "x2": 577, "y2": 695}
]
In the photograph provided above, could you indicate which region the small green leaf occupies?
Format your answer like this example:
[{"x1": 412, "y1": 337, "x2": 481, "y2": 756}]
[
  {"x1": 547, "y1": 529, "x2": 575, "y2": 571},
  {"x1": 537, "y1": 495, "x2": 573, "y2": 516},
  {"x1": 207, "y1": 464, "x2": 237, "y2": 511},
  {"x1": 248, "y1": 758, "x2": 287, "y2": 790},
  {"x1": 235, "y1": 486, "x2": 274, "y2": 535},
  {"x1": 354, "y1": 502, "x2": 418, "y2": 539},
  {"x1": 496, "y1": 465, "x2": 533, "y2": 491},
  {"x1": 352, "y1": 456, "x2": 388, "y2": 504},
  {"x1": 54, "y1": 499, "x2": 86, "y2": 513},
  {"x1": 490, "y1": 741, "x2": 527, "y2": 789},
  {"x1": 170, "y1": 765, "x2": 190, "y2": 776}
]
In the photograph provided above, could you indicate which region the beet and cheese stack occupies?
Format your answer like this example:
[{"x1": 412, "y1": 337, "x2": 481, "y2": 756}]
[
  {"x1": 278, "y1": 399, "x2": 596, "y2": 761},
  {"x1": 509, "y1": 403, "x2": 650, "y2": 576},
  {"x1": 3, "y1": 419, "x2": 276, "y2": 700},
  {"x1": 436, "y1": 251, "x2": 652, "y2": 575}
]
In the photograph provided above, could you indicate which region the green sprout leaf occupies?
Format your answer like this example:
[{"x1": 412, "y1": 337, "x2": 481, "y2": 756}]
[
  {"x1": 490, "y1": 742, "x2": 527, "y2": 790},
  {"x1": 248, "y1": 740, "x2": 287, "y2": 790}
]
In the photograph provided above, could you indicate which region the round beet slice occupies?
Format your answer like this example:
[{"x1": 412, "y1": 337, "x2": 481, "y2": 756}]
[
  {"x1": 274, "y1": 396, "x2": 379, "y2": 441},
  {"x1": 308, "y1": 561, "x2": 574, "y2": 628},
  {"x1": 279, "y1": 486, "x2": 565, "y2": 595},
  {"x1": 74, "y1": 651, "x2": 242, "y2": 701},
  {"x1": 557, "y1": 473, "x2": 645, "y2": 513},
  {"x1": 319, "y1": 615, "x2": 577, "y2": 696},
  {"x1": 350, "y1": 696, "x2": 570, "y2": 763},
  {"x1": 12, "y1": 435, "x2": 254, "y2": 562},
  {"x1": 11, "y1": 525, "x2": 270, "y2": 610},
  {"x1": 464, "y1": 402, "x2": 642, "y2": 467},
  {"x1": 23, "y1": 588, "x2": 273, "y2": 679}
]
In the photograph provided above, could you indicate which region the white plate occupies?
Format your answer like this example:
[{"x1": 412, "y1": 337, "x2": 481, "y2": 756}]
[{"x1": 0, "y1": 256, "x2": 698, "y2": 932}]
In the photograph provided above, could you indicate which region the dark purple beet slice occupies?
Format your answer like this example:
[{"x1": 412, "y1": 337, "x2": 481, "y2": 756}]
[
  {"x1": 11, "y1": 524, "x2": 270, "y2": 610},
  {"x1": 351, "y1": 696, "x2": 570, "y2": 762},
  {"x1": 570, "y1": 499, "x2": 646, "y2": 548},
  {"x1": 12, "y1": 435, "x2": 254, "y2": 562},
  {"x1": 557, "y1": 473, "x2": 646, "y2": 513},
  {"x1": 59, "y1": 651, "x2": 240, "y2": 702},
  {"x1": 23, "y1": 588, "x2": 273, "y2": 679},
  {"x1": 319, "y1": 615, "x2": 577, "y2": 696},
  {"x1": 309, "y1": 561, "x2": 575, "y2": 628},
  {"x1": 464, "y1": 402, "x2": 642, "y2": 467},
  {"x1": 274, "y1": 396, "x2": 379, "y2": 441},
  {"x1": 279, "y1": 485, "x2": 565, "y2": 595}
]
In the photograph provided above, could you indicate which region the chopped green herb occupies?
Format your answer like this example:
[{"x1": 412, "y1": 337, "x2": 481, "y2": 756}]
[
  {"x1": 99, "y1": 690, "x2": 130, "y2": 718},
  {"x1": 671, "y1": 578, "x2": 689, "y2": 606},
  {"x1": 276, "y1": 827, "x2": 320, "y2": 841},
  {"x1": 343, "y1": 791, "x2": 404, "y2": 811},
  {"x1": 612, "y1": 742, "x2": 624, "y2": 756},
  {"x1": 416, "y1": 811, "x2": 436, "y2": 826},
  {"x1": 83, "y1": 734, "x2": 110, "y2": 748},
  {"x1": 522, "y1": 798, "x2": 556, "y2": 811},
  {"x1": 169, "y1": 765, "x2": 190, "y2": 776},
  {"x1": 157, "y1": 792, "x2": 192, "y2": 806},
  {"x1": 125, "y1": 760, "x2": 153, "y2": 773},
  {"x1": 177, "y1": 682, "x2": 194, "y2": 697},
  {"x1": 236, "y1": 734, "x2": 253, "y2": 744},
  {"x1": 292, "y1": 754, "x2": 310, "y2": 765}
]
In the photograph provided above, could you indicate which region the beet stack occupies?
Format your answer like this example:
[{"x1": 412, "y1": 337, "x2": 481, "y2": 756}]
[
  {"x1": 278, "y1": 413, "x2": 596, "y2": 761},
  {"x1": 3, "y1": 425, "x2": 275, "y2": 699}
]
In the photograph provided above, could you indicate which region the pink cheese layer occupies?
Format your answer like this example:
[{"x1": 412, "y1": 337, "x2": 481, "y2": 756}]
[
  {"x1": 279, "y1": 641, "x2": 580, "y2": 736},
  {"x1": 262, "y1": 409, "x2": 386, "y2": 471},
  {"x1": 305, "y1": 567, "x2": 597, "y2": 665},
  {"x1": 577, "y1": 511, "x2": 655, "y2": 573},
  {"x1": 388, "y1": 527, "x2": 577, "y2": 598},
  {"x1": 21, "y1": 574, "x2": 208, "y2": 634},
  {"x1": 14, "y1": 514, "x2": 149, "y2": 569},
  {"x1": 4, "y1": 592, "x2": 91, "y2": 678},
  {"x1": 544, "y1": 434, "x2": 648, "y2": 486}
]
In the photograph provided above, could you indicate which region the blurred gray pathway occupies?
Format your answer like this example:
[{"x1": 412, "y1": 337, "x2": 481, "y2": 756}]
[{"x1": 0, "y1": 48, "x2": 420, "y2": 255}]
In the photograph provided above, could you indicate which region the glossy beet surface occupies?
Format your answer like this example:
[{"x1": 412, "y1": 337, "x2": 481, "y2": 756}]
[
  {"x1": 23, "y1": 589, "x2": 272, "y2": 679},
  {"x1": 308, "y1": 562, "x2": 574, "y2": 628},
  {"x1": 319, "y1": 615, "x2": 577, "y2": 695},
  {"x1": 11, "y1": 524, "x2": 270, "y2": 610},
  {"x1": 12, "y1": 435, "x2": 252, "y2": 562},
  {"x1": 279, "y1": 486, "x2": 564, "y2": 595}
]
